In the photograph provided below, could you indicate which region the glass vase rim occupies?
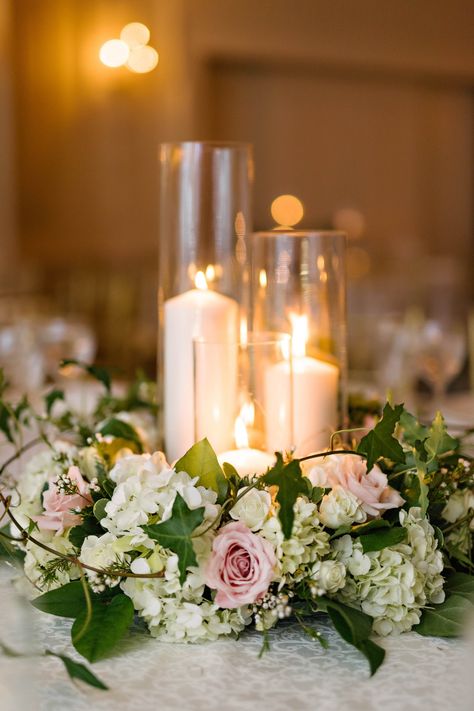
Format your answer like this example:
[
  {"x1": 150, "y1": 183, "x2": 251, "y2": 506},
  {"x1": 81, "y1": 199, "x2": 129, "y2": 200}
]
[
  {"x1": 160, "y1": 140, "x2": 253, "y2": 151},
  {"x1": 193, "y1": 331, "x2": 292, "y2": 347},
  {"x1": 252, "y1": 229, "x2": 346, "y2": 239}
]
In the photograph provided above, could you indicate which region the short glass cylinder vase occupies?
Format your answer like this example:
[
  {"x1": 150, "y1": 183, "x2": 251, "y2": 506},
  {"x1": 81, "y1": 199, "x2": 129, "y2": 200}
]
[
  {"x1": 250, "y1": 230, "x2": 347, "y2": 457},
  {"x1": 193, "y1": 332, "x2": 293, "y2": 476},
  {"x1": 158, "y1": 141, "x2": 253, "y2": 463}
]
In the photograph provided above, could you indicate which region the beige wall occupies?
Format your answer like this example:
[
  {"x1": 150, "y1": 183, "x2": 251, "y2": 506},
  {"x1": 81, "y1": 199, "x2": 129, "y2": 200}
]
[
  {"x1": 2, "y1": 0, "x2": 473, "y2": 303},
  {"x1": 0, "y1": 0, "x2": 16, "y2": 276}
]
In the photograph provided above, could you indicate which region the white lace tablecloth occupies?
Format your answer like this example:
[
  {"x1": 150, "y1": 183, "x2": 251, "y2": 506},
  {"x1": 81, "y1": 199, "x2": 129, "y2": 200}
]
[{"x1": 1, "y1": 570, "x2": 473, "y2": 711}]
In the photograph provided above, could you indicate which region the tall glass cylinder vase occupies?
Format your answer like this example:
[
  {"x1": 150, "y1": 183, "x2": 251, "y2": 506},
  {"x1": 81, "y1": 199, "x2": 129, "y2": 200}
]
[
  {"x1": 250, "y1": 230, "x2": 347, "y2": 458},
  {"x1": 158, "y1": 142, "x2": 253, "y2": 462}
]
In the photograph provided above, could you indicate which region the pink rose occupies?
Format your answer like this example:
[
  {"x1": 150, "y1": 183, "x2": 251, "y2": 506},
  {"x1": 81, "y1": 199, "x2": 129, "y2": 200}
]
[
  {"x1": 35, "y1": 466, "x2": 92, "y2": 534},
  {"x1": 205, "y1": 521, "x2": 276, "y2": 608},
  {"x1": 308, "y1": 453, "x2": 404, "y2": 518}
]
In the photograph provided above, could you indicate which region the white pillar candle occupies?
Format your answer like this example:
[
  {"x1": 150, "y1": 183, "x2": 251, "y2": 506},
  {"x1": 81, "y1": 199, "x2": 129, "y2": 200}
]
[
  {"x1": 264, "y1": 314, "x2": 339, "y2": 457},
  {"x1": 217, "y1": 448, "x2": 275, "y2": 478},
  {"x1": 164, "y1": 272, "x2": 238, "y2": 462}
]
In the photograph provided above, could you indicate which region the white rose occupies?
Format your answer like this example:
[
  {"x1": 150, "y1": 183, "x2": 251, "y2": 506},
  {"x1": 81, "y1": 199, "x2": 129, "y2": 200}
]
[
  {"x1": 319, "y1": 486, "x2": 366, "y2": 529},
  {"x1": 442, "y1": 490, "x2": 474, "y2": 524},
  {"x1": 229, "y1": 487, "x2": 271, "y2": 531},
  {"x1": 312, "y1": 560, "x2": 346, "y2": 593}
]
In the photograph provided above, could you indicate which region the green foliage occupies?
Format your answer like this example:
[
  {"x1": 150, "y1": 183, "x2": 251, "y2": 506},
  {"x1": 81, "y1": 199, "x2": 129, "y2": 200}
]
[
  {"x1": 318, "y1": 597, "x2": 385, "y2": 675},
  {"x1": 0, "y1": 526, "x2": 25, "y2": 564},
  {"x1": 399, "y1": 410, "x2": 428, "y2": 446},
  {"x1": 46, "y1": 651, "x2": 109, "y2": 690},
  {"x1": 424, "y1": 411, "x2": 458, "y2": 460},
  {"x1": 415, "y1": 594, "x2": 473, "y2": 637},
  {"x1": 61, "y1": 360, "x2": 111, "y2": 393},
  {"x1": 69, "y1": 514, "x2": 104, "y2": 549},
  {"x1": 175, "y1": 438, "x2": 228, "y2": 504},
  {"x1": 44, "y1": 389, "x2": 65, "y2": 415},
  {"x1": 358, "y1": 403, "x2": 405, "y2": 471},
  {"x1": 445, "y1": 572, "x2": 474, "y2": 602},
  {"x1": 143, "y1": 492, "x2": 205, "y2": 584},
  {"x1": 72, "y1": 594, "x2": 134, "y2": 663},
  {"x1": 262, "y1": 453, "x2": 309, "y2": 539},
  {"x1": 93, "y1": 498, "x2": 109, "y2": 521},
  {"x1": 360, "y1": 527, "x2": 407, "y2": 553},
  {"x1": 32, "y1": 581, "x2": 88, "y2": 618},
  {"x1": 99, "y1": 418, "x2": 143, "y2": 453}
]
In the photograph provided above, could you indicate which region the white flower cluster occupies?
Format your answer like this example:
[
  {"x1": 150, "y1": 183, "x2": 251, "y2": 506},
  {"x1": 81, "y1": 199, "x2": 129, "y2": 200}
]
[
  {"x1": 331, "y1": 507, "x2": 445, "y2": 635},
  {"x1": 261, "y1": 499, "x2": 330, "y2": 587},
  {"x1": 24, "y1": 529, "x2": 79, "y2": 591},
  {"x1": 442, "y1": 489, "x2": 474, "y2": 555},
  {"x1": 102, "y1": 452, "x2": 220, "y2": 540},
  {"x1": 121, "y1": 534, "x2": 248, "y2": 642}
]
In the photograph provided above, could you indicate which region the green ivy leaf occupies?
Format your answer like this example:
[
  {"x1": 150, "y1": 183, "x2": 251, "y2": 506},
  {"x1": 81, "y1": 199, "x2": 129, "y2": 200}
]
[
  {"x1": 262, "y1": 453, "x2": 308, "y2": 539},
  {"x1": 399, "y1": 409, "x2": 428, "y2": 446},
  {"x1": 351, "y1": 519, "x2": 391, "y2": 535},
  {"x1": 360, "y1": 527, "x2": 407, "y2": 553},
  {"x1": 32, "y1": 581, "x2": 88, "y2": 618},
  {"x1": 414, "y1": 594, "x2": 473, "y2": 637},
  {"x1": 44, "y1": 389, "x2": 65, "y2": 415},
  {"x1": 309, "y1": 486, "x2": 325, "y2": 504},
  {"x1": 99, "y1": 418, "x2": 143, "y2": 453},
  {"x1": 46, "y1": 651, "x2": 108, "y2": 690},
  {"x1": 175, "y1": 438, "x2": 228, "y2": 504},
  {"x1": 72, "y1": 594, "x2": 134, "y2": 662},
  {"x1": 142, "y1": 493, "x2": 205, "y2": 584},
  {"x1": 425, "y1": 411, "x2": 458, "y2": 460},
  {"x1": 319, "y1": 597, "x2": 385, "y2": 675},
  {"x1": 358, "y1": 403, "x2": 405, "y2": 471}
]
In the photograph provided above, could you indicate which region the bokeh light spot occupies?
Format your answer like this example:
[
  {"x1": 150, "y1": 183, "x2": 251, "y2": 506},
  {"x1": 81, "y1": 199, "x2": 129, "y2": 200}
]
[
  {"x1": 120, "y1": 22, "x2": 151, "y2": 49},
  {"x1": 99, "y1": 39, "x2": 130, "y2": 68},
  {"x1": 271, "y1": 195, "x2": 304, "y2": 227},
  {"x1": 127, "y1": 45, "x2": 159, "y2": 73}
]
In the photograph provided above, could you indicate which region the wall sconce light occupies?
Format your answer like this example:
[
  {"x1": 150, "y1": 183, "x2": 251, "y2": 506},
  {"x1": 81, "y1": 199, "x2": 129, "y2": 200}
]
[{"x1": 99, "y1": 22, "x2": 159, "y2": 73}]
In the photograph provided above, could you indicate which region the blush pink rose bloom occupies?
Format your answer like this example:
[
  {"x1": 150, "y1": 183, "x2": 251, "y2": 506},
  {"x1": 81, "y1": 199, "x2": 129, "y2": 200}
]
[
  {"x1": 308, "y1": 453, "x2": 404, "y2": 518},
  {"x1": 35, "y1": 466, "x2": 92, "y2": 534},
  {"x1": 205, "y1": 521, "x2": 276, "y2": 608}
]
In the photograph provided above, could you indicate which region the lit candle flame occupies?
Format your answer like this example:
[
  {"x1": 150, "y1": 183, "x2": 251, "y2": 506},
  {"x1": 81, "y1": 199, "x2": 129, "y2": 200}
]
[
  {"x1": 234, "y1": 402, "x2": 255, "y2": 448},
  {"x1": 195, "y1": 271, "x2": 208, "y2": 290},
  {"x1": 259, "y1": 269, "x2": 267, "y2": 288},
  {"x1": 290, "y1": 313, "x2": 308, "y2": 358}
]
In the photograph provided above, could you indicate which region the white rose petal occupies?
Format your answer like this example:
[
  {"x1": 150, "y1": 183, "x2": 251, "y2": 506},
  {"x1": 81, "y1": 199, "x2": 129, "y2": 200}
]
[
  {"x1": 319, "y1": 486, "x2": 366, "y2": 529},
  {"x1": 229, "y1": 488, "x2": 271, "y2": 531}
]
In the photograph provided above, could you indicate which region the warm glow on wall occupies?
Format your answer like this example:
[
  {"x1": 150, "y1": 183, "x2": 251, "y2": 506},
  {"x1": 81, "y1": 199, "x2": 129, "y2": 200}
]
[
  {"x1": 99, "y1": 22, "x2": 158, "y2": 74},
  {"x1": 99, "y1": 39, "x2": 130, "y2": 68},
  {"x1": 271, "y1": 194, "x2": 304, "y2": 228}
]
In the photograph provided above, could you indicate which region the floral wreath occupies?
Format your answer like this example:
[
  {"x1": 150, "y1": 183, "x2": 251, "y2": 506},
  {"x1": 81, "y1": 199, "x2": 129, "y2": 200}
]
[{"x1": 0, "y1": 363, "x2": 473, "y2": 691}]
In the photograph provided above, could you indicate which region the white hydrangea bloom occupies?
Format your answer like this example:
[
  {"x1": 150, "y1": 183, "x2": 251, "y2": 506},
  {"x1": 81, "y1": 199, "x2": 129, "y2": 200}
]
[
  {"x1": 229, "y1": 487, "x2": 271, "y2": 531},
  {"x1": 25, "y1": 530, "x2": 79, "y2": 592},
  {"x1": 319, "y1": 486, "x2": 367, "y2": 529},
  {"x1": 260, "y1": 498, "x2": 330, "y2": 586},
  {"x1": 102, "y1": 452, "x2": 220, "y2": 537},
  {"x1": 80, "y1": 532, "x2": 131, "y2": 591},
  {"x1": 331, "y1": 507, "x2": 445, "y2": 635},
  {"x1": 121, "y1": 533, "x2": 248, "y2": 642}
]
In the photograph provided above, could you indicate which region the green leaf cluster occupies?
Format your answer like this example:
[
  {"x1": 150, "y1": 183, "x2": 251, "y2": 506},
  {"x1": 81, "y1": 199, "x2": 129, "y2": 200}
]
[
  {"x1": 415, "y1": 573, "x2": 474, "y2": 637},
  {"x1": 175, "y1": 438, "x2": 228, "y2": 503},
  {"x1": 262, "y1": 453, "x2": 309, "y2": 539},
  {"x1": 32, "y1": 581, "x2": 134, "y2": 663},
  {"x1": 358, "y1": 403, "x2": 405, "y2": 470},
  {"x1": 318, "y1": 598, "x2": 385, "y2": 675},
  {"x1": 143, "y1": 492, "x2": 204, "y2": 584}
]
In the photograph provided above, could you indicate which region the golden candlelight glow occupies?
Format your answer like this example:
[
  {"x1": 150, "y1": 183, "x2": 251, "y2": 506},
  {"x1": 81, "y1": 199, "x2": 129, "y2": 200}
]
[
  {"x1": 120, "y1": 22, "x2": 150, "y2": 49},
  {"x1": 234, "y1": 402, "x2": 255, "y2": 448},
  {"x1": 271, "y1": 194, "x2": 304, "y2": 227},
  {"x1": 194, "y1": 271, "x2": 208, "y2": 290},
  {"x1": 290, "y1": 313, "x2": 308, "y2": 358},
  {"x1": 205, "y1": 264, "x2": 216, "y2": 282},
  {"x1": 259, "y1": 269, "x2": 267, "y2": 288},
  {"x1": 99, "y1": 39, "x2": 129, "y2": 68}
]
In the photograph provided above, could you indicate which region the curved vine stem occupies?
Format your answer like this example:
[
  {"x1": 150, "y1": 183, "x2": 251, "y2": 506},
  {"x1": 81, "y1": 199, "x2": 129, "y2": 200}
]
[
  {"x1": 297, "y1": 449, "x2": 366, "y2": 464},
  {"x1": 71, "y1": 571, "x2": 93, "y2": 644}
]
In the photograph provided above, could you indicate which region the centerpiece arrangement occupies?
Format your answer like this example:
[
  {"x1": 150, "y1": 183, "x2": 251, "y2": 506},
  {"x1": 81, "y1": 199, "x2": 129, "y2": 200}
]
[{"x1": 0, "y1": 141, "x2": 472, "y2": 692}]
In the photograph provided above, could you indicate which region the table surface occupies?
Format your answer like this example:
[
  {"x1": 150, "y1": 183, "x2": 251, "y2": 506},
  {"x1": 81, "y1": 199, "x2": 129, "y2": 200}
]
[{"x1": 1, "y1": 568, "x2": 473, "y2": 711}]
